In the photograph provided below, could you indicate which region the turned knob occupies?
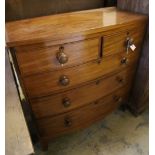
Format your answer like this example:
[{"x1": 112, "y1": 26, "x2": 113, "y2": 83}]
[
  {"x1": 121, "y1": 57, "x2": 129, "y2": 65},
  {"x1": 64, "y1": 117, "x2": 72, "y2": 127},
  {"x1": 59, "y1": 75, "x2": 70, "y2": 86},
  {"x1": 113, "y1": 96, "x2": 123, "y2": 103},
  {"x1": 62, "y1": 98, "x2": 71, "y2": 107},
  {"x1": 56, "y1": 46, "x2": 68, "y2": 65}
]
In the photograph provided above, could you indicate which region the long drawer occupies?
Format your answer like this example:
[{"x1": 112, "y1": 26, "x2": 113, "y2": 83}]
[
  {"x1": 31, "y1": 67, "x2": 135, "y2": 119},
  {"x1": 15, "y1": 37, "x2": 100, "y2": 76},
  {"x1": 37, "y1": 86, "x2": 130, "y2": 139},
  {"x1": 23, "y1": 51, "x2": 140, "y2": 98}
]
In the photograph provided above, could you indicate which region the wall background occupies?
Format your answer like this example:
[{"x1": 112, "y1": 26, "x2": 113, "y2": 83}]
[
  {"x1": 118, "y1": 0, "x2": 148, "y2": 14},
  {"x1": 5, "y1": 0, "x2": 117, "y2": 22}
]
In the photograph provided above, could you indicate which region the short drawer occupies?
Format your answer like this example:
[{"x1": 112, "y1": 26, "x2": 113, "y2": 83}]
[
  {"x1": 23, "y1": 50, "x2": 140, "y2": 98},
  {"x1": 103, "y1": 26, "x2": 146, "y2": 56},
  {"x1": 15, "y1": 37, "x2": 100, "y2": 76},
  {"x1": 37, "y1": 86, "x2": 130, "y2": 139},
  {"x1": 30, "y1": 67, "x2": 135, "y2": 118}
]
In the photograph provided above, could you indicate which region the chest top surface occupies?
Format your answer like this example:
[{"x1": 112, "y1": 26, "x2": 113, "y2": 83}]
[{"x1": 6, "y1": 7, "x2": 147, "y2": 47}]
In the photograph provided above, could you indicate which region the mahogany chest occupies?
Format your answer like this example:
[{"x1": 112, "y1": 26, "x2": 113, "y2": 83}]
[{"x1": 6, "y1": 7, "x2": 147, "y2": 150}]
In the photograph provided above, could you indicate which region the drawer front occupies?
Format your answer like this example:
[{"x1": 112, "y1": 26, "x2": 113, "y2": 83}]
[
  {"x1": 15, "y1": 38, "x2": 100, "y2": 76},
  {"x1": 31, "y1": 67, "x2": 135, "y2": 118},
  {"x1": 103, "y1": 26, "x2": 146, "y2": 56},
  {"x1": 37, "y1": 86, "x2": 130, "y2": 139},
  {"x1": 23, "y1": 51, "x2": 140, "y2": 98}
]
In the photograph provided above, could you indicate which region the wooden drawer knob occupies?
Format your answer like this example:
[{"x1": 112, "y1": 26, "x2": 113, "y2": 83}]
[
  {"x1": 59, "y1": 75, "x2": 70, "y2": 86},
  {"x1": 121, "y1": 57, "x2": 129, "y2": 65},
  {"x1": 113, "y1": 96, "x2": 123, "y2": 103},
  {"x1": 62, "y1": 98, "x2": 71, "y2": 107},
  {"x1": 56, "y1": 46, "x2": 68, "y2": 65},
  {"x1": 64, "y1": 117, "x2": 72, "y2": 127}
]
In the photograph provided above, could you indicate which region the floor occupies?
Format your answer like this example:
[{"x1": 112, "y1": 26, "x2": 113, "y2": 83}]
[
  {"x1": 35, "y1": 108, "x2": 149, "y2": 155},
  {"x1": 6, "y1": 51, "x2": 34, "y2": 155}
]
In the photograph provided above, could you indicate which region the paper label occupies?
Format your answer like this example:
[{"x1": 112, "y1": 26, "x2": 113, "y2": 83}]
[{"x1": 130, "y1": 44, "x2": 136, "y2": 51}]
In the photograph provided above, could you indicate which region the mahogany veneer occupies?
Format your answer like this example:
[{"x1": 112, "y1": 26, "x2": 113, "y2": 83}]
[{"x1": 6, "y1": 7, "x2": 147, "y2": 150}]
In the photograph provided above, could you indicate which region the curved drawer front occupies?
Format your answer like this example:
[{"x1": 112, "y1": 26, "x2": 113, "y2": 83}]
[
  {"x1": 31, "y1": 67, "x2": 135, "y2": 118},
  {"x1": 103, "y1": 26, "x2": 146, "y2": 56},
  {"x1": 37, "y1": 86, "x2": 130, "y2": 139},
  {"x1": 15, "y1": 37, "x2": 100, "y2": 76},
  {"x1": 6, "y1": 7, "x2": 148, "y2": 147},
  {"x1": 15, "y1": 26, "x2": 145, "y2": 77},
  {"x1": 23, "y1": 51, "x2": 140, "y2": 98}
]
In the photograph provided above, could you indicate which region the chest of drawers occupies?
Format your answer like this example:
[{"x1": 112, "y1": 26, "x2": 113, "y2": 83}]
[{"x1": 6, "y1": 7, "x2": 147, "y2": 150}]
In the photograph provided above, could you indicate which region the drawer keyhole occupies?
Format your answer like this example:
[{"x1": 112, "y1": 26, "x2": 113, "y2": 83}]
[{"x1": 116, "y1": 76, "x2": 124, "y2": 84}]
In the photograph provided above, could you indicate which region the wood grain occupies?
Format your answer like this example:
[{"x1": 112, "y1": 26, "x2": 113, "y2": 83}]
[
  {"x1": 23, "y1": 51, "x2": 141, "y2": 98},
  {"x1": 129, "y1": 27, "x2": 149, "y2": 114},
  {"x1": 103, "y1": 26, "x2": 145, "y2": 56},
  {"x1": 14, "y1": 26, "x2": 146, "y2": 77},
  {"x1": 5, "y1": 50, "x2": 34, "y2": 155},
  {"x1": 6, "y1": 7, "x2": 148, "y2": 150},
  {"x1": 5, "y1": 7, "x2": 148, "y2": 47},
  {"x1": 15, "y1": 37, "x2": 100, "y2": 76},
  {"x1": 37, "y1": 86, "x2": 130, "y2": 139},
  {"x1": 30, "y1": 67, "x2": 135, "y2": 118},
  {"x1": 117, "y1": 0, "x2": 149, "y2": 115}
]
